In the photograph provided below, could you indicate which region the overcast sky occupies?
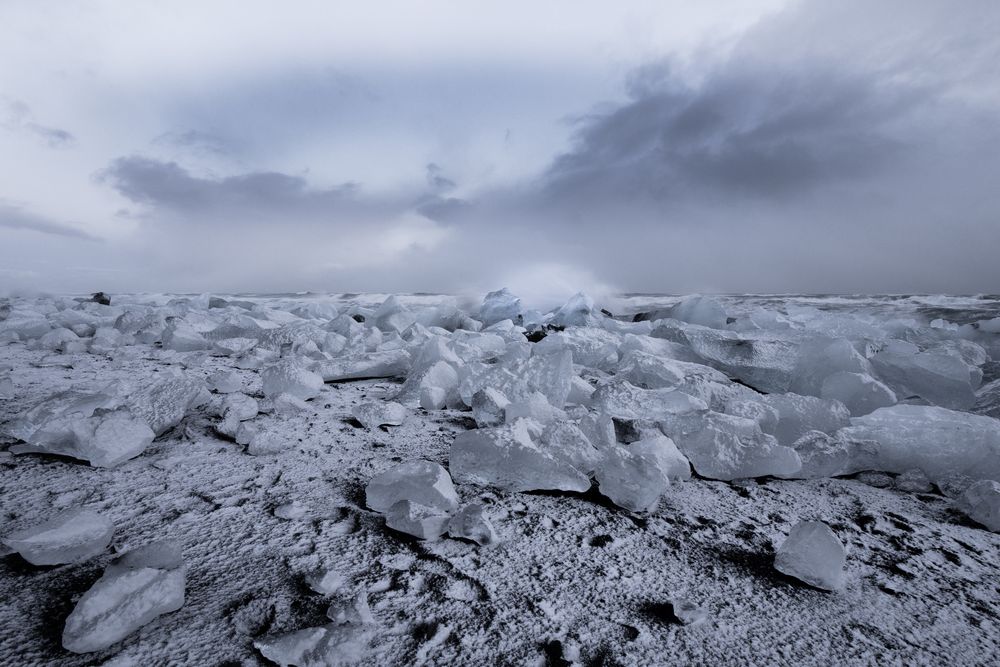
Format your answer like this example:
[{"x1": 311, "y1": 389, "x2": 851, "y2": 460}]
[{"x1": 1, "y1": 0, "x2": 998, "y2": 297}]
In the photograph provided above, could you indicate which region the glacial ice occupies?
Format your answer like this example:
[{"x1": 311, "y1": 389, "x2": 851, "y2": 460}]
[
  {"x1": 451, "y1": 419, "x2": 591, "y2": 492},
  {"x1": 957, "y1": 480, "x2": 1000, "y2": 532},
  {"x1": 458, "y1": 349, "x2": 574, "y2": 408},
  {"x1": 314, "y1": 349, "x2": 411, "y2": 382},
  {"x1": 262, "y1": 361, "x2": 324, "y2": 401},
  {"x1": 254, "y1": 623, "x2": 372, "y2": 667},
  {"x1": 385, "y1": 500, "x2": 451, "y2": 540},
  {"x1": 773, "y1": 521, "x2": 847, "y2": 591},
  {"x1": 819, "y1": 371, "x2": 896, "y2": 416},
  {"x1": 2, "y1": 509, "x2": 114, "y2": 565},
  {"x1": 838, "y1": 405, "x2": 1000, "y2": 483},
  {"x1": 479, "y1": 288, "x2": 523, "y2": 326},
  {"x1": 448, "y1": 503, "x2": 498, "y2": 545},
  {"x1": 9, "y1": 408, "x2": 155, "y2": 468},
  {"x1": 365, "y1": 460, "x2": 460, "y2": 514},
  {"x1": 63, "y1": 557, "x2": 185, "y2": 653},
  {"x1": 352, "y1": 401, "x2": 407, "y2": 429},
  {"x1": 869, "y1": 345, "x2": 978, "y2": 410},
  {"x1": 590, "y1": 380, "x2": 708, "y2": 421},
  {"x1": 758, "y1": 393, "x2": 851, "y2": 447},
  {"x1": 595, "y1": 435, "x2": 689, "y2": 512}
]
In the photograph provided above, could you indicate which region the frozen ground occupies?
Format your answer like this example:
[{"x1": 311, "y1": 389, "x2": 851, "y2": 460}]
[{"x1": 1, "y1": 291, "x2": 999, "y2": 666}]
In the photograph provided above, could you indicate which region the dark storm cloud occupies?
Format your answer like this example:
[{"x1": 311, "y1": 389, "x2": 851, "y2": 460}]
[
  {"x1": 97, "y1": 156, "x2": 405, "y2": 222},
  {"x1": 0, "y1": 202, "x2": 99, "y2": 240},
  {"x1": 537, "y1": 62, "x2": 925, "y2": 208},
  {"x1": 0, "y1": 97, "x2": 75, "y2": 148}
]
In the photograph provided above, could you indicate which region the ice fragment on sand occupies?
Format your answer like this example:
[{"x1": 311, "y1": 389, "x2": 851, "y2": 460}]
[
  {"x1": 10, "y1": 409, "x2": 155, "y2": 468},
  {"x1": 385, "y1": 500, "x2": 450, "y2": 540},
  {"x1": 327, "y1": 593, "x2": 375, "y2": 626},
  {"x1": 471, "y1": 388, "x2": 509, "y2": 427},
  {"x1": 314, "y1": 349, "x2": 411, "y2": 381},
  {"x1": 773, "y1": 521, "x2": 846, "y2": 591},
  {"x1": 62, "y1": 557, "x2": 185, "y2": 653},
  {"x1": 595, "y1": 435, "x2": 690, "y2": 512},
  {"x1": 2, "y1": 509, "x2": 113, "y2": 565},
  {"x1": 447, "y1": 503, "x2": 498, "y2": 545},
  {"x1": 894, "y1": 468, "x2": 933, "y2": 493},
  {"x1": 127, "y1": 375, "x2": 210, "y2": 436},
  {"x1": 254, "y1": 623, "x2": 373, "y2": 667},
  {"x1": 351, "y1": 401, "x2": 406, "y2": 429},
  {"x1": 365, "y1": 460, "x2": 459, "y2": 513},
  {"x1": 262, "y1": 361, "x2": 323, "y2": 401},
  {"x1": 958, "y1": 480, "x2": 1000, "y2": 532}
]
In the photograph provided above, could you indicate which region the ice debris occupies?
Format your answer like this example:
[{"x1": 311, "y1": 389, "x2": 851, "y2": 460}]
[
  {"x1": 773, "y1": 521, "x2": 846, "y2": 591},
  {"x1": 447, "y1": 503, "x2": 498, "y2": 545},
  {"x1": 262, "y1": 361, "x2": 324, "y2": 401},
  {"x1": 365, "y1": 460, "x2": 459, "y2": 514},
  {"x1": 595, "y1": 435, "x2": 690, "y2": 512},
  {"x1": 957, "y1": 480, "x2": 1000, "y2": 532},
  {"x1": 385, "y1": 500, "x2": 451, "y2": 540},
  {"x1": 254, "y1": 623, "x2": 372, "y2": 667},
  {"x1": 351, "y1": 401, "x2": 406, "y2": 429},
  {"x1": 2, "y1": 509, "x2": 113, "y2": 565}
]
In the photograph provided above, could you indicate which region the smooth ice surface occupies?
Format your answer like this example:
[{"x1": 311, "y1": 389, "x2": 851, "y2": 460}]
[
  {"x1": 385, "y1": 500, "x2": 450, "y2": 540},
  {"x1": 2, "y1": 509, "x2": 113, "y2": 566},
  {"x1": 9, "y1": 407, "x2": 155, "y2": 468},
  {"x1": 839, "y1": 405, "x2": 1000, "y2": 483},
  {"x1": 958, "y1": 480, "x2": 1000, "y2": 532},
  {"x1": 314, "y1": 349, "x2": 411, "y2": 381},
  {"x1": 590, "y1": 381, "x2": 708, "y2": 420},
  {"x1": 451, "y1": 419, "x2": 591, "y2": 492},
  {"x1": 774, "y1": 521, "x2": 847, "y2": 591},
  {"x1": 759, "y1": 393, "x2": 851, "y2": 446},
  {"x1": 595, "y1": 435, "x2": 690, "y2": 512},
  {"x1": 820, "y1": 371, "x2": 897, "y2": 416},
  {"x1": 351, "y1": 401, "x2": 407, "y2": 429},
  {"x1": 63, "y1": 566, "x2": 186, "y2": 653},
  {"x1": 661, "y1": 412, "x2": 801, "y2": 481},
  {"x1": 365, "y1": 460, "x2": 459, "y2": 513},
  {"x1": 261, "y1": 361, "x2": 324, "y2": 401}
]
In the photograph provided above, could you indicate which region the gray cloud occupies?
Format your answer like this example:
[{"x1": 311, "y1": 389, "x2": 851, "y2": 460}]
[
  {"x1": 0, "y1": 201, "x2": 99, "y2": 240},
  {"x1": 0, "y1": 96, "x2": 76, "y2": 148},
  {"x1": 152, "y1": 129, "x2": 235, "y2": 157}
]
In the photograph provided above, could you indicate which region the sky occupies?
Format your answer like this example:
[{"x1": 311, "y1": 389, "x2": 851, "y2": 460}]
[{"x1": 1, "y1": 0, "x2": 999, "y2": 298}]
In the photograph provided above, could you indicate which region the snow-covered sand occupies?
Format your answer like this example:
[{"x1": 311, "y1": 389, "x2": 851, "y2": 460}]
[{"x1": 1, "y1": 291, "x2": 999, "y2": 665}]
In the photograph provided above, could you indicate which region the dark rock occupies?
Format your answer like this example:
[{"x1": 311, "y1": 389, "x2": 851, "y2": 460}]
[{"x1": 90, "y1": 292, "x2": 111, "y2": 306}]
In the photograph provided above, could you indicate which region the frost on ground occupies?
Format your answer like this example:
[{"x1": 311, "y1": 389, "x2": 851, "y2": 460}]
[{"x1": 1, "y1": 290, "x2": 999, "y2": 665}]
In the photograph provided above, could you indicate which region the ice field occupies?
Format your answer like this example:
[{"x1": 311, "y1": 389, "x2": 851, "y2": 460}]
[{"x1": 1, "y1": 290, "x2": 999, "y2": 665}]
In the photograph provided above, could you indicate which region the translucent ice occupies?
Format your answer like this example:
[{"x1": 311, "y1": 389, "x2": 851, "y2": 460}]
[
  {"x1": 10, "y1": 409, "x2": 155, "y2": 468},
  {"x1": 207, "y1": 370, "x2": 242, "y2": 393},
  {"x1": 254, "y1": 623, "x2": 372, "y2": 667},
  {"x1": 838, "y1": 405, "x2": 1000, "y2": 483},
  {"x1": 667, "y1": 295, "x2": 728, "y2": 329},
  {"x1": 261, "y1": 361, "x2": 324, "y2": 401},
  {"x1": 126, "y1": 375, "x2": 211, "y2": 436},
  {"x1": 314, "y1": 349, "x2": 411, "y2": 382},
  {"x1": 504, "y1": 391, "x2": 567, "y2": 426},
  {"x1": 759, "y1": 393, "x2": 851, "y2": 447},
  {"x1": 595, "y1": 435, "x2": 690, "y2": 512},
  {"x1": 479, "y1": 288, "x2": 524, "y2": 327},
  {"x1": 777, "y1": 431, "x2": 852, "y2": 479},
  {"x1": 63, "y1": 562, "x2": 185, "y2": 653},
  {"x1": 447, "y1": 503, "x2": 498, "y2": 546},
  {"x1": 352, "y1": 401, "x2": 407, "y2": 429},
  {"x1": 661, "y1": 412, "x2": 801, "y2": 480},
  {"x1": 385, "y1": 500, "x2": 450, "y2": 540},
  {"x1": 590, "y1": 380, "x2": 708, "y2": 421},
  {"x1": 451, "y1": 419, "x2": 591, "y2": 492},
  {"x1": 870, "y1": 346, "x2": 977, "y2": 410},
  {"x1": 2, "y1": 509, "x2": 113, "y2": 565},
  {"x1": 820, "y1": 371, "x2": 896, "y2": 416},
  {"x1": 459, "y1": 348, "x2": 574, "y2": 408},
  {"x1": 957, "y1": 480, "x2": 1000, "y2": 532},
  {"x1": 365, "y1": 460, "x2": 459, "y2": 514},
  {"x1": 773, "y1": 521, "x2": 846, "y2": 591}
]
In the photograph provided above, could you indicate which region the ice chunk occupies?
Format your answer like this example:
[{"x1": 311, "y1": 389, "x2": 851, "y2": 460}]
[
  {"x1": 262, "y1": 361, "x2": 323, "y2": 401},
  {"x1": 161, "y1": 320, "x2": 209, "y2": 352},
  {"x1": 595, "y1": 435, "x2": 690, "y2": 512},
  {"x1": 838, "y1": 405, "x2": 1000, "y2": 483},
  {"x1": 365, "y1": 460, "x2": 459, "y2": 513},
  {"x1": 247, "y1": 430, "x2": 286, "y2": 456},
  {"x1": 504, "y1": 391, "x2": 566, "y2": 426},
  {"x1": 37, "y1": 327, "x2": 79, "y2": 352},
  {"x1": 894, "y1": 468, "x2": 933, "y2": 493},
  {"x1": 63, "y1": 563, "x2": 185, "y2": 653},
  {"x1": 127, "y1": 376, "x2": 210, "y2": 436},
  {"x1": 371, "y1": 295, "x2": 416, "y2": 333},
  {"x1": 447, "y1": 503, "x2": 498, "y2": 546},
  {"x1": 819, "y1": 371, "x2": 896, "y2": 416},
  {"x1": 400, "y1": 360, "x2": 459, "y2": 408},
  {"x1": 534, "y1": 327, "x2": 619, "y2": 370},
  {"x1": 789, "y1": 338, "x2": 870, "y2": 397},
  {"x1": 451, "y1": 419, "x2": 591, "y2": 492},
  {"x1": 0, "y1": 376, "x2": 13, "y2": 400},
  {"x1": 957, "y1": 480, "x2": 1000, "y2": 532},
  {"x1": 973, "y1": 378, "x2": 1000, "y2": 419},
  {"x1": 352, "y1": 401, "x2": 407, "y2": 429},
  {"x1": 385, "y1": 500, "x2": 450, "y2": 540},
  {"x1": 10, "y1": 409, "x2": 155, "y2": 468},
  {"x1": 539, "y1": 421, "x2": 603, "y2": 474},
  {"x1": 566, "y1": 376, "x2": 595, "y2": 405},
  {"x1": 759, "y1": 393, "x2": 851, "y2": 446},
  {"x1": 221, "y1": 392, "x2": 259, "y2": 422},
  {"x1": 471, "y1": 388, "x2": 510, "y2": 427},
  {"x1": 90, "y1": 327, "x2": 124, "y2": 354},
  {"x1": 668, "y1": 295, "x2": 728, "y2": 329},
  {"x1": 459, "y1": 349, "x2": 574, "y2": 408},
  {"x1": 2, "y1": 509, "x2": 113, "y2": 565},
  {"x1": 479, "y1": 288, "x2": 523, "y2": 327},
  {"x1": 314, "y1": 349, "x2": 411, "y2": 382},
  {"x1": 254, "y1": 623, "x2": 372, "y2": 667},
  {"x1": 870, "y1": 346, "x2": 977, "y2": 410},
  {"x1": 207, "y1": 370, "x2": 242, "y2": 393},
  {"x1": 661, "y1": 412, "x2": 801, "y2": 480},
  {"x1": 590, "y1": 381, "x2": 708, "y2": 420},
  {"x1": 773, "y1": 521, "x2": 846, "y2": 591},
  {"x1": 777, "y1": 431, "x2": 852, "y2": 479},
  {"x1": 212, "y1": 337, "x2": 259, "y2": 356},
  {"x1": 548, "y1": 292, "x2": 598, "y2": 328}
]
